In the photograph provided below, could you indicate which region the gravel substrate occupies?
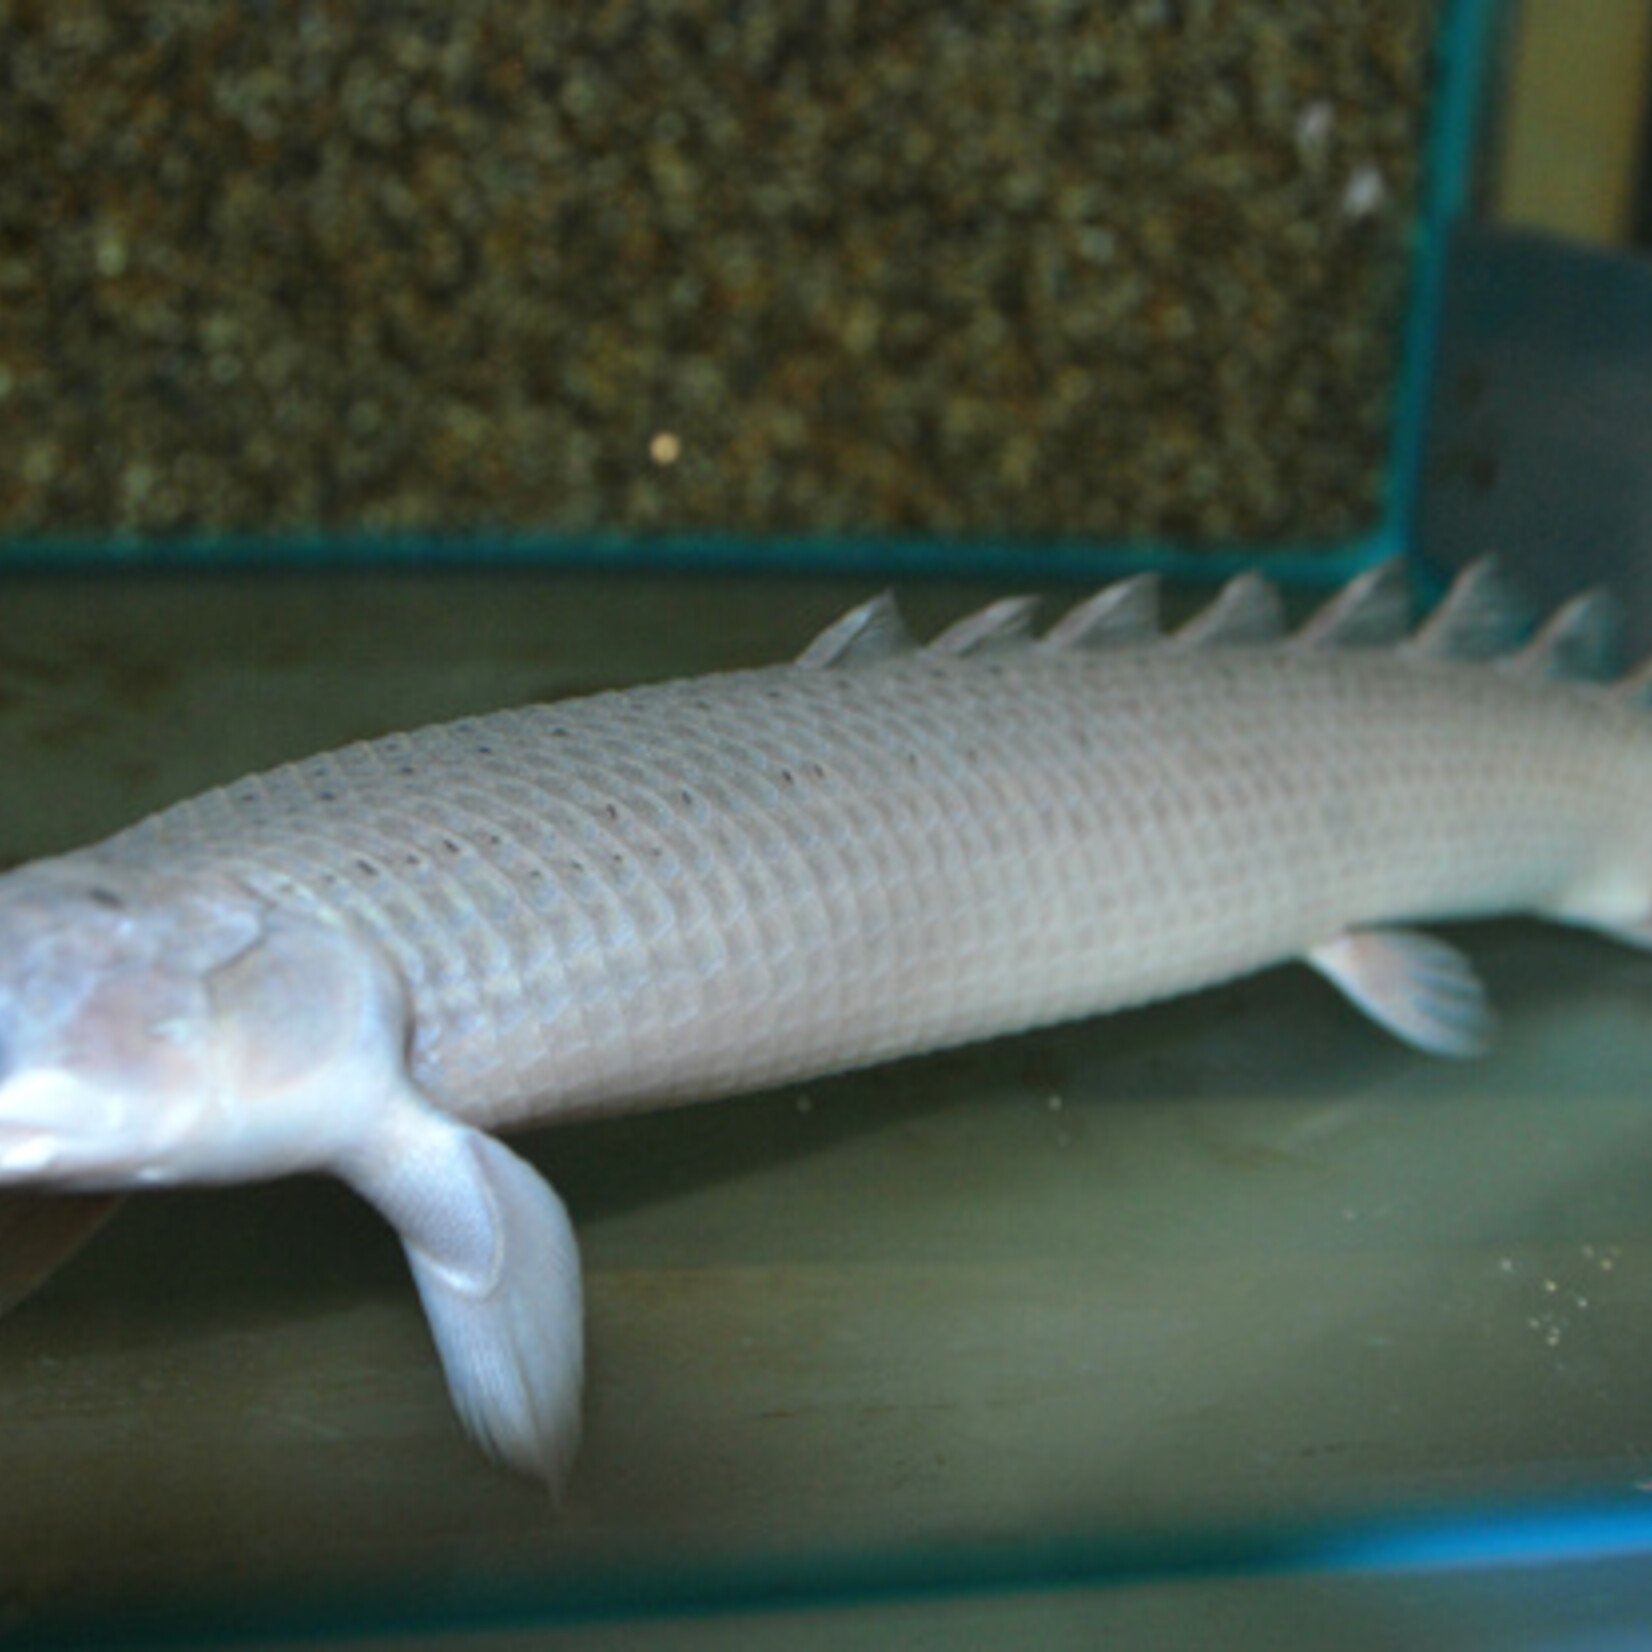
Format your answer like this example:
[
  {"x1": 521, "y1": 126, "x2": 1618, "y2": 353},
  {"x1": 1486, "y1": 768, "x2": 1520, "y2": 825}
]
[{"x1": 0, "y1": 1, "x2": 1437, "y2": 549}]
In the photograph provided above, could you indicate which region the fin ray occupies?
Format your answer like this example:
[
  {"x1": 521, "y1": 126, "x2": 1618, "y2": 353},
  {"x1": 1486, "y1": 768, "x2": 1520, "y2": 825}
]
[
  {"x1": 1507, "y1": 589, "x2": 1623, "y2": 682},
  {"x1": 930, "y1": 596, "x2": 1040, "y2": 656},
  {"x1": 1306, "y1": 928, "x2": 1493, "y2": 1057},
  {"x1": 1409, "y1": 557, "x2": 1530, "y2": 661},
  {"x1": 1042, "y1": 576, "x2": 1161, "y2": 650},
  {"x1": 1295, "y1": 559, "x2": 1412, "y2": 650},
  {"x1": 1177, "y1": 573, "x2": 1285, "y2": 647},
  {"x1": 796, "y1": 593, "x2": 915, "y2": 669}
]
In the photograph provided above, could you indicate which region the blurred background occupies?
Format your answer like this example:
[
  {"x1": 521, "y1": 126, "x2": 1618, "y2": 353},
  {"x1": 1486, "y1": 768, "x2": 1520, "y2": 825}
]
[
  {"x1": 0, "y1": 0, "x2": 1438, "y2": 560},
  {"x1": 0, "y1": 1, "x2": 1645, "y2": 581}
]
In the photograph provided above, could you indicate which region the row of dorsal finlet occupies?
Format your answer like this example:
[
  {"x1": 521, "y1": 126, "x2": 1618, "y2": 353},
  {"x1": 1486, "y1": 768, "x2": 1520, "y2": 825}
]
[{"x1": 796, "y1": 556, "x2": 1652, "y2": 704}]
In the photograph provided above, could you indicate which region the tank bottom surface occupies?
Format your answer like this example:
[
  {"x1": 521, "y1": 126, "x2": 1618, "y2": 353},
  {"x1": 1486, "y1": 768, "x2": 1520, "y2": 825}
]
[{"x1": 0, "y1": 573, "x2": 1648, "y2": 1644}]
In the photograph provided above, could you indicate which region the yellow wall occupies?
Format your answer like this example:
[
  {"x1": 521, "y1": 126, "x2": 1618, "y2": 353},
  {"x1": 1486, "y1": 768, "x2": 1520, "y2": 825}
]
[{"x1": 1494, "y1": 0, "x2": 1652, "y2": 244}]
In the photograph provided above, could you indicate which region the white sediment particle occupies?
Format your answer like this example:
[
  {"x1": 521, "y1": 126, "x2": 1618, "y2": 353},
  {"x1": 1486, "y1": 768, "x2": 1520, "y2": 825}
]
[
  {"x1": 1341, "y1": 162, "x2": 1387, "y2": 219},
  {"x1": 1294, "y1": 100, "x2": 1334, "y2": 160}
]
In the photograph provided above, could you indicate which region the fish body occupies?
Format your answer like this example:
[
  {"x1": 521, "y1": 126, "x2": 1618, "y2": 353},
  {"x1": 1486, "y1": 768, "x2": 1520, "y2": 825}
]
[
  {"x1": 0, "y1": 560, "x2": 1646, "y2": 1485},
  {"x1": 83, "y1": 591, "x2": 1652, "y2": 1119}
]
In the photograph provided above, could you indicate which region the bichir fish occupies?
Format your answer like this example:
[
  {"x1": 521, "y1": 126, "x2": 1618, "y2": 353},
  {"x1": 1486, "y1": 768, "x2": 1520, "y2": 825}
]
[{"x1": 0, "y1": 558, "x2": 1645, "y2": 1488}]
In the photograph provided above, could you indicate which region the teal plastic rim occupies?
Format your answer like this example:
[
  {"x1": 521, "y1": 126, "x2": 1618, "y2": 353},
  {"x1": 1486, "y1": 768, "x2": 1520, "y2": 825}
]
[
  {"x1": 0, "y1": 0, "x2": 1496, "y2": 585},
  {"x1": 17, "y1": 1490, "x2": 1652, "y2": 1648}
]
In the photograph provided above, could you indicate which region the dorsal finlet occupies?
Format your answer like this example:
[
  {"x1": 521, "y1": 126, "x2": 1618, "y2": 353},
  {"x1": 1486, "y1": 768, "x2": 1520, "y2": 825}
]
[
  {"x1": 930, "y1": 596, "x2": 1040, "y2": 656},
  {"x1": 1408, "y1": 557, "x2": 1530, "y2": 661},
  {"x1": 1506, "y1": 589, "x2": 1623, "y2": 682},
  {"x1": 1042, "y1": 575, "x2": 1161, "y2": 651},
  {"x1": 797, "y1": 592, "x2": 915, "y2": 669},
  {"x1": 1176, "y1": 572, "x2": 1285, "y2": 648},
  {"x1": 1294, "y1": 559, "x2": 1412, "y2": 650}
]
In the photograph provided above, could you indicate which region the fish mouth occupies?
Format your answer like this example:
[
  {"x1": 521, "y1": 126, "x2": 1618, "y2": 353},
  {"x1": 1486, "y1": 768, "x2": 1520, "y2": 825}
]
[
  {"x1": 0, "y1": 1070, "x2": 126, "y2": 1181},
  {"x1": 0, "y1": 1121, "x2": 144, "y2": 1189}
]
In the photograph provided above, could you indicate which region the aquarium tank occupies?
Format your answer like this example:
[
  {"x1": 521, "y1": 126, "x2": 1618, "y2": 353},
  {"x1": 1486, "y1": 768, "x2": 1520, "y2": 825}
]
[{"x1": 9, "y1": 3, "x2": 1652, "y2": 1647}]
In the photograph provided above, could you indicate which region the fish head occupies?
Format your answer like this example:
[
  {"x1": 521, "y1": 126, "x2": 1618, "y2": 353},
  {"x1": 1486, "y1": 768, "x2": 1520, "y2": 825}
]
[
  {"x1": 0, "y1": 858, "x2": 386, "y2": 1191},
  {"x1": 0, "y1": 858, "x2": 268, "y2": 1189}
]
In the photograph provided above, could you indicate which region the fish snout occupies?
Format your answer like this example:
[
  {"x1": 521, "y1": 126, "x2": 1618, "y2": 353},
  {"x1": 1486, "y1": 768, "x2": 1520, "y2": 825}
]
[{"x1": 0, "y1": 1068, "x2": 142, "y2": 1188}]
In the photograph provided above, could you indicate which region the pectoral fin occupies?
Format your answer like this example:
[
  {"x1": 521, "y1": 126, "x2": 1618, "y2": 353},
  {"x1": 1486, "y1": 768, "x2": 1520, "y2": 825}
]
[
  {"x1": 1307, "y1": 928, "x2": 1493, "y2": 1057},
  {"x1": 340, "y1": 1102, "x2": 583, "y2": 1491},
  {"x1": 0, "y1": 1192, "x2": 123, "y2": 1316},
  {"x1": 206, "y1": 913, "x2": 585, "y2": 1488}
]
